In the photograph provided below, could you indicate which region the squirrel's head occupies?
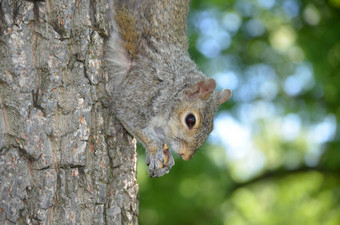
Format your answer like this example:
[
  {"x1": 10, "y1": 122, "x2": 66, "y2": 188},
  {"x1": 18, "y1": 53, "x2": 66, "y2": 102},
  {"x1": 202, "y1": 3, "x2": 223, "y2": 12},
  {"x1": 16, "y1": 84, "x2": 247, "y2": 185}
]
[{"x1": 166, "y1": 79, "x2": 231, "y2": 160}]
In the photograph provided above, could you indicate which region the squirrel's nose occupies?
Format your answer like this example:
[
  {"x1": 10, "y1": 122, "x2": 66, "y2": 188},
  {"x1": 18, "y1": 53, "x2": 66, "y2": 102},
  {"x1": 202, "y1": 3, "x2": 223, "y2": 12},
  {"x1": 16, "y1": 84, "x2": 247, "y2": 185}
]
[{"x1": 179, "y1": 153, "x2": 192, "y2": 161}]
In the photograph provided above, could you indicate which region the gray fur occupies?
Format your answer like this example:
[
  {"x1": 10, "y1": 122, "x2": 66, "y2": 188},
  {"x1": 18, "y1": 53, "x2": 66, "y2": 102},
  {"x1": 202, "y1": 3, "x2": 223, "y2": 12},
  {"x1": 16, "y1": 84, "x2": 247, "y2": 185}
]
[{"x1": 106, "y1": 0, "x2": 231, "y2": 177}]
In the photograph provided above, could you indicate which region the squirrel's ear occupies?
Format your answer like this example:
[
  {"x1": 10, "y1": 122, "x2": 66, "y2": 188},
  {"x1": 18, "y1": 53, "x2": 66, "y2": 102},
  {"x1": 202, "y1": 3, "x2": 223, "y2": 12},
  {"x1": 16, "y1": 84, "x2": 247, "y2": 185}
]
[
  {"x1": 216, "y1": 89, "x2": 232, "y2": 105},
  {"x1": 185, "y1": 79, "x2": 216, "y2": 100}
]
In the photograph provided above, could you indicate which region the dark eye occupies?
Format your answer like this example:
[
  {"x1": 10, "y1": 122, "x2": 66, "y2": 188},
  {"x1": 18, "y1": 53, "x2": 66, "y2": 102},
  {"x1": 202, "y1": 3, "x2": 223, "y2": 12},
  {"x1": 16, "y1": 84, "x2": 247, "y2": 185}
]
[{"x1": 185, "y1": 113, "x2": 196, "y2": 129}]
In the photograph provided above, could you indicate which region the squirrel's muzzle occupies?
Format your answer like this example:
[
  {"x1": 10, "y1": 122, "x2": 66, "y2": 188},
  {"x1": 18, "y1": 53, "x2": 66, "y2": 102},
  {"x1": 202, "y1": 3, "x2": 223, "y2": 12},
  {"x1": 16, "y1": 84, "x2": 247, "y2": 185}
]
[{"x1": 179, "y1": 152, "x2": 193, "y2": 161}]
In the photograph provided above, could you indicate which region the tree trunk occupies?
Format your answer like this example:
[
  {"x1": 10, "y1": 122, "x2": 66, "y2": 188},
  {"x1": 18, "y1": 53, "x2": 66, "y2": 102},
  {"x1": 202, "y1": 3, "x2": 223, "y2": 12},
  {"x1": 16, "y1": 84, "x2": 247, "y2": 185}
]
[{"x1": 0, "y1": 0, "x2": 138, "y2": 224}]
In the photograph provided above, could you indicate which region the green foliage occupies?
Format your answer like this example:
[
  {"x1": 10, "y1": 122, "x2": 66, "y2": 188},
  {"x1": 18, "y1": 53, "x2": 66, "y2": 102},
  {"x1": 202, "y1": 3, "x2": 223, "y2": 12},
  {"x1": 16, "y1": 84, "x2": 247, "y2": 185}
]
[{"x1": 138, "y1": 0, "x2": 340, "y2": 224}]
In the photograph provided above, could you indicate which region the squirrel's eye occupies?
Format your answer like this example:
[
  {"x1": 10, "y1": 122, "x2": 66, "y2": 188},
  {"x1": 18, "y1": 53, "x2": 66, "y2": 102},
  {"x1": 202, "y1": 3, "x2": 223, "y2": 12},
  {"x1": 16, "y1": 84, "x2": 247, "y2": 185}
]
[{"x1": 185, "y1": 113, "x2": 196, "y2": 129}]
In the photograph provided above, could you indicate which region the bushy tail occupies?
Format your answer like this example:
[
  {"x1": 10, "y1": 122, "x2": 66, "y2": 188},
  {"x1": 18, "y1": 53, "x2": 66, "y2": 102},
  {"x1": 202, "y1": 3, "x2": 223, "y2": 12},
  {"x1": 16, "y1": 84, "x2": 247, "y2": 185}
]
[{"x1": 105, "y1": 20, "x2": 133, "y2": 95}]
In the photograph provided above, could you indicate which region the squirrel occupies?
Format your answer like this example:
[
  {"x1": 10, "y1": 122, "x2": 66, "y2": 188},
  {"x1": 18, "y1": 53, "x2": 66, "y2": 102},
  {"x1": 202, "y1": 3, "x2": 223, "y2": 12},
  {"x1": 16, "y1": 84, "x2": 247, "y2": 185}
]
[{"x1": 105, "y1": 0, "x2": 232, "y2": 177}]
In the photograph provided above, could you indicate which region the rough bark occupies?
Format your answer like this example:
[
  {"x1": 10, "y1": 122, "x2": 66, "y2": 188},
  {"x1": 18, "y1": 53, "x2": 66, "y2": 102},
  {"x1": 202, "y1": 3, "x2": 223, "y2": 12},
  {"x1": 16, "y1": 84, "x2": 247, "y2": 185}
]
[{"x1": 0, "y1": 0, "x2": 138, "y2": 224}]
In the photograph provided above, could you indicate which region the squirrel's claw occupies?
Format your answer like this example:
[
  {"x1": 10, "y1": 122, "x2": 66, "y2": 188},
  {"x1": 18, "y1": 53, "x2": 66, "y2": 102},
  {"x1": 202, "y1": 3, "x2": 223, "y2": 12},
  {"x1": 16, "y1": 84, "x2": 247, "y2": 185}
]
[{"x1": 146, "y1": 145, "x2": 174, "y2": 177}]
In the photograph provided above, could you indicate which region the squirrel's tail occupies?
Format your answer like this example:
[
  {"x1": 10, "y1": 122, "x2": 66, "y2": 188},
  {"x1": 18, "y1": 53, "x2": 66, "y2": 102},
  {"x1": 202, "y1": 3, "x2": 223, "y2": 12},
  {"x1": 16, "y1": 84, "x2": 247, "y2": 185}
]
[{"x1": 105, "y1": 20, "x2": 133, "y2": 90}]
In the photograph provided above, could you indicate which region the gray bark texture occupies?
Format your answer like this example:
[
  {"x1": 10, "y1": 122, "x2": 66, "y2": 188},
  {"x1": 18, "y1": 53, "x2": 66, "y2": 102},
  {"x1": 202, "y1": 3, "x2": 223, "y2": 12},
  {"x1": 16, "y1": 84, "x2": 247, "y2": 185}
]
[{"x1": 0, "y1": 0, "x2": 139, "y2": 224}]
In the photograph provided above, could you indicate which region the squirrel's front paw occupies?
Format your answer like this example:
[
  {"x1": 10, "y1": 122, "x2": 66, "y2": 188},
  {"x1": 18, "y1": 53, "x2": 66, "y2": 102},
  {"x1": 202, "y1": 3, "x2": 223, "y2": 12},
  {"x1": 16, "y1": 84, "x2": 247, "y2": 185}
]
[{"x1": 146, "y1": 144, "x2": 175, "y2": 177}]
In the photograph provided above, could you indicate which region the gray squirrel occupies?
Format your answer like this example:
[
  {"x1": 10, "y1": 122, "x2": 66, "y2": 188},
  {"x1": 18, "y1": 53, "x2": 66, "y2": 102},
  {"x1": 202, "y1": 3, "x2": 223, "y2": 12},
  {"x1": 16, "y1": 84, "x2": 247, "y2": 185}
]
[{"x1": 106, "y1": 0, "x2": 232, "y2": 177}]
